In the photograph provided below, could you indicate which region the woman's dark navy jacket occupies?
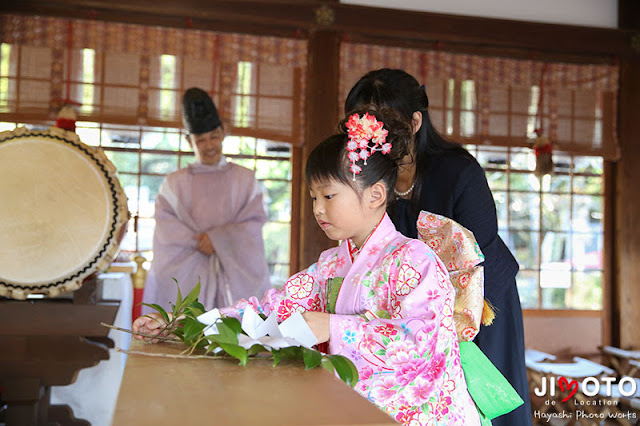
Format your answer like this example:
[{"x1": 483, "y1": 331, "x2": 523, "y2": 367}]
[{"x1": 391, "y1": 150, "x2": 518, "y2": 306}]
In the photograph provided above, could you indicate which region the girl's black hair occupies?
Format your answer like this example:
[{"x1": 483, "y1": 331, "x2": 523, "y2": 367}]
[
  {"x1": 305, "y1": 106, "x2": 412, "y2": 207},
  {"x1": 344, "y1": 68, "x2": 474, "y2": 204}
]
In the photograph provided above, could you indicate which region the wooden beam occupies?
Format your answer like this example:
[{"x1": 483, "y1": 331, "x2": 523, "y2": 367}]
[
  {"x1": 619, "y1": 0, "x2": 640, "y2": 30},
  {"x1": 603, "y1": 160, "x2": 616, "y2": 348},
  {"x1": 342, "y1": 33, "x2": 621, "y2": 65},
  {"x1": 0, "y1": 0, "x2": 634, "y2": 60},
  {"x1": 0, "y1": 0, "x2": 313, "y2": 38},
  {"x1": 334, "y1": 3, "x2": 633, "y2": 59}
]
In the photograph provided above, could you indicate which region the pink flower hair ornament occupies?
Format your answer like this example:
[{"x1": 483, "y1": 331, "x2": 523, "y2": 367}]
[{"x1": 345, "y1": 112, "x2": 391, "y2": 180}]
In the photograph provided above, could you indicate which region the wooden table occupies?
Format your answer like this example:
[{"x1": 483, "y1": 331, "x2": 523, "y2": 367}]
[
  {"x1": 113, "y1": 340, "x2": 397, "y2": 426},
  {"x1": 0, "y1": 278, "x2": 119, "y2": 426}
]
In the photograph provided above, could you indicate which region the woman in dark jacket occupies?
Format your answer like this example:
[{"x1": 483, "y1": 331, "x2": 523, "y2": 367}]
[{"x1": 345, "y1": 68, "x2": 532, "y2": 426}]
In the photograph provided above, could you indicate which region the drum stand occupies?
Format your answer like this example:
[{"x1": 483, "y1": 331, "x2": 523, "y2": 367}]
[{"x1": 0, "y1": 276, "x2": 120, "y2": 426}]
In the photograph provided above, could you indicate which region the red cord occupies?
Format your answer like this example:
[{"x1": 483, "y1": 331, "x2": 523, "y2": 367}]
[{"x1": 132, "y1": 288, "x2": 144, "y2": 321}]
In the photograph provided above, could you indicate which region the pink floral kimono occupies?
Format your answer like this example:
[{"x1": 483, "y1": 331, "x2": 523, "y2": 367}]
[{"x1": 221, "y1": 213, "x2": 480, "y2": 425}]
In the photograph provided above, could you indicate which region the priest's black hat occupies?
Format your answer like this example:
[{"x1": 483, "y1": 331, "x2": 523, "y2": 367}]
[{"x1": 181, "y1": 87, "x2": 222, "y2": 134}]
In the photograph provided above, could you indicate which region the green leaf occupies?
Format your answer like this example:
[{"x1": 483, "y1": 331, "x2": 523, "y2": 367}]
[
  {"x1": 181, "y1": 318, "x2": 206, "y2": 345},
  {"x1": 272, "y1": 350, "x2": 281, "y2": 367},
  {"x1": 247, "y1": 344, "x2": 268, "y2": 356},
  {"x1": 182, "y1": 281, "x2": 201, "y2": 309},
  {"x1": 271, "y1": 347, "x2": 303, "y2": 366},
  {"x1": 302, "y1": 347, "x2": 323, "y2": 369},
  {"x1": 191, "y1": 301, "x2": 206, "y2": 312},
  {"x1": 213, "y1": 321, "x2": 239, "y2": 345},
  {"x1": 381, "y1": 336, "x2": 391, "y2": 346},
  {"x1": 191, "y1": 337, "x2": 207, "y2": 350},
  {"x1": 220, "y1": 317, "x2": 243, "y2": 335},
  {"x1": 277, "y1": 346, "x2": 303, "y2": 360},
  {"x1": 203, "y1": 338, "x2": 220, "y2": 355},
  {"x1": 321, "y1": 357, "x2": 335, "y2": 374},
  {"x1": 374, "y1": 349, "x2": 386, "y2": 356},
  {"x1": 421, "y1": 402, "x2": 430, "y2": 415},
  {"x1": 219, "y1": 343, "x2": 248, "y2": 366},
  {"x1": 184, "y1": 305, "x2": 205, "y2": 319},
  {"x1": 173, "y1": 278, "x2": 183, "y2": 313},
  {"x1": 326, "y1": 355, "x2": 359, "y2": 387},
  {"x1": 140, "y1": 303, "x2": 170, "y2": 324},
  {"x1": 207, "y1": 334, "x2": 231, "y2": 347}
]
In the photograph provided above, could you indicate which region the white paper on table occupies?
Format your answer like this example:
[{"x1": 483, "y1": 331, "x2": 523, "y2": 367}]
[
  {"x1": 197, "y1": 306, "x2": 318, "y2": 350},
  {"x1": 279, "y1": 312, "x2": 319, "y2": 349},
  {"x1": 241, "y1": 305, "x2": 283, "y2": 339}
]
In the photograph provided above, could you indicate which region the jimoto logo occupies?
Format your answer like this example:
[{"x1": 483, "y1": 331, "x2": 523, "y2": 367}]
[
  {"x1": 534, "y1": 376, "x2": 637, "y2": 402},
  {"x1": 532, "y1": 376, "x2": 638, "y2": 422}
]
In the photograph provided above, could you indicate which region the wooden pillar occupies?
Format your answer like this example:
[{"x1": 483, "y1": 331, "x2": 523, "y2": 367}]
[
  {"x1": 299, "y1": 28, "x2": 341, "y2": 269},
  {"x1": 615, "y1": 0, "x2": 640, "y2": 348}
]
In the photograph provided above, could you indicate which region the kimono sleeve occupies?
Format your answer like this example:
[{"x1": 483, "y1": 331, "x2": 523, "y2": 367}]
[
  {"x1": 329, "y1": 242, "x2": 460, "y2": 408},
  {"x1": 219, "y1": 262, "x2": 327, "y2": 321}
]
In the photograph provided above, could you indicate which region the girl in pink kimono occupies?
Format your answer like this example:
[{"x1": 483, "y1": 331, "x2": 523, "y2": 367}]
[{"x1": 135, "y1": 108, "x2": 481, "y2": 425}]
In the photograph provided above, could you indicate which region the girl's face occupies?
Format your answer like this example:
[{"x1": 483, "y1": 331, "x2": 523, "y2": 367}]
[{"x1": 309, "y1": 179, "x2": 377, "y2": 248}]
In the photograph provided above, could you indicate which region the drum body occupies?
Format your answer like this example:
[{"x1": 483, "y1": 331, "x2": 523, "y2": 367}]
[{"x1": 0, "y1": 126, "x2": 128, "y2": 299}]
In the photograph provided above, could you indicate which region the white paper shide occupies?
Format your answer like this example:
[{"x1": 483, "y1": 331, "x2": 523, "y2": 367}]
[{"x1": 197, "y1": 307, "x2": 319, "y2": 350}]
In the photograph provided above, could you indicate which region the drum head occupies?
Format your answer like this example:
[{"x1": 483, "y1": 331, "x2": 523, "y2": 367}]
[{"x1": 0, "y1": 127, "x2": 128, "y2": 299}]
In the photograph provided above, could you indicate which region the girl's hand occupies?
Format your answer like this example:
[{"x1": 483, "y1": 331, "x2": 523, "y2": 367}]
[
  {"x1": 302, "y1": 311, "x2": 331, "y2": 344},
  {"x1": 132, "y1": 312, "x2": 170, "y2": 343}
]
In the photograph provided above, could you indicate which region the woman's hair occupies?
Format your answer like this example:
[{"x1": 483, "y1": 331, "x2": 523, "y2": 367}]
[
  {"x1": 344, "y1": 68, "x2": 473, "y2": 200},
  {"x1": 305, "y1": 106, "x2": 412, "y2": 206}
]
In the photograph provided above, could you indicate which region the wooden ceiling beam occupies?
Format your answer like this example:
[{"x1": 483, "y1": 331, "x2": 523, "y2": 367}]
[{"x1": 0, "y1": 0, "x2": 635, "y2": 60}]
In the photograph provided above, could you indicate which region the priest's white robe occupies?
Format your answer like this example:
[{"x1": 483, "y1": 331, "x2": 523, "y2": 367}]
[{"x1": 142, "y1": 157, "x2": 271, "y2": 313}]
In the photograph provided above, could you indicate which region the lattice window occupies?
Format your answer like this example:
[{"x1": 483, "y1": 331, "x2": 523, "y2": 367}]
[
  {"x1": 340, "y1": 43, "x2": 619, "y2": 159},
  {"x1": 340, "y1": 42, "x2": 614, "y2": 311},
  {"x1": 469, "y1": 145, "x2": 604, "y2": 310},
  {"x1": 0, "y1": 15, "x2": 307, "y2": 287}
]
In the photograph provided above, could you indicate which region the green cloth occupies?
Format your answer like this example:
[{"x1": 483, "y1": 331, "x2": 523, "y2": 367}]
[
  {"x1": 459, "y1": 341, "x2": 524, "y2": 421},
  {"x1": 326, "y1": 277, "x2": 344, "y2": 314},
  {"x1": 479, "y1": 411, "x2": 492, "y2": 426}
]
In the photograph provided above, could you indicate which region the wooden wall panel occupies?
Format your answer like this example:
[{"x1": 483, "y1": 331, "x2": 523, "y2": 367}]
[{"x1": 523, "y1": 312, "x2": 602, "y2": 358}]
